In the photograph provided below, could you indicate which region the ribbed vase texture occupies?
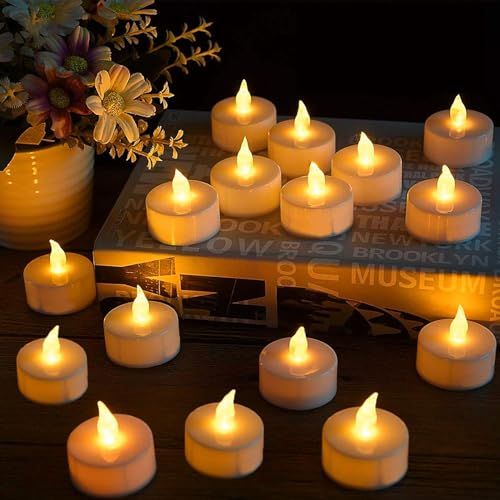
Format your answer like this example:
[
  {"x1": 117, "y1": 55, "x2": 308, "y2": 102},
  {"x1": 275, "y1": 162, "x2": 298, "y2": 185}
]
[{"x1": 0, "y1": 143, "x2": 94, "y2": 250}]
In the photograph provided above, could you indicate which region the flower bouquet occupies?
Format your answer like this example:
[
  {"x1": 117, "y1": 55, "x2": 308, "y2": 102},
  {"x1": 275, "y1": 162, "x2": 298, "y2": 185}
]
[
  {"x1": 0, "y1": 0, "x2": 221, "y2": 167},
  {"x1": 0, "y1": 0, "x2": 220, "y2": 249}
]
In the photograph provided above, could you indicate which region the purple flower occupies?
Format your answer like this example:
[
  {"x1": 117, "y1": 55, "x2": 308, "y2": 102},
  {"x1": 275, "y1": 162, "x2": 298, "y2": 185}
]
[
  {"x1": 36, "y1": 26, "x2": 112, "y2": 85},
  {"x1": 22, "y1": 67, "x2": 90, "y2": 139}
]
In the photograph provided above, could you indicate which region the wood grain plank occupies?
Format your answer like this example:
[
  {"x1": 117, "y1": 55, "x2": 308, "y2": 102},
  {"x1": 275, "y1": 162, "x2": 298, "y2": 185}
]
[{"x1": 2, "y1": 443, "x2": 499, "y2": 500}]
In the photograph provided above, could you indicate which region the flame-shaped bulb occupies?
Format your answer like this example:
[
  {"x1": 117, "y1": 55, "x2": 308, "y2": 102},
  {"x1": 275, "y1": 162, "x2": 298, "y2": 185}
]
[
  {"x1": 235, "y1": 79, "x2": 251, "y2": 115},
  {"x1": 97, "y1": 401, "x2": 120, "y2": 447},
  {"x1": 236, "y1": 137, "x2": 254, "y2": 180},
  {"x1": 450, "y1": 304, "x2": 468, "y2": 344},
  {"x1": 450, "y1": 94, "x2": 467, "y2": 131},
  {"x1": 357, "y1": 132, "x2": 375, "y2": 176},
  {"x1": 132, "y1": 285, "x2": 150, "y2": 325},
  {"x1": 215, "y1": 389, "x2": 236, "y2": 433},
  {"x1": 42, "y1": 325, "x2": 61, "y2": 364},
  {"x1": 289, "y1": 326, "x2": 308, "y2": 363},
  {"x1": 49, "y1": 239, "x2": 67, "y2": 275},
  {"x1": 355, "y1": 392, "x2": 378, "y2": 439},
  {"x1": 294, "y1": 100, "x2": 310, "y2": 139}
]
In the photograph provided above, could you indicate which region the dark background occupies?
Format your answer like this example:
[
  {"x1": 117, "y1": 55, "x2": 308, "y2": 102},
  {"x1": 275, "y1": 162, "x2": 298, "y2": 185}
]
[{"x1": 156, "y1": 0, "x2": 500, "y2": 123}]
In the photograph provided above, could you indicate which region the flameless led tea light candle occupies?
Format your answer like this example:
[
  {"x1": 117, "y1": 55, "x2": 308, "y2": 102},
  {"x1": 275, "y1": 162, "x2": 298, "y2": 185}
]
[
  {"x1": 185, "y1": 389, "x2": 264, "y2": 478},
  {"x1": 211, "y1": 79, "x2": 277, "y2": 152},
  {"x1": 417, "y1": 305, "x2": 496, "y2": 390},
  {"x1": 16, "y1": 325, "x2": 87, "y2": 404},
  {"x1": 322, "y1": 392, "x2": 409, "y2": 490},
  {"x1": 23, "y1": 240, "x2": 96, "y2": 315},
  {"x1": 104, "y1": 285, "x2": 180, "y2": 368},
  {"x1": 268, "y1": 100, "x2": 336, "y2": 177},
  {"x1": 331, "y1": 132, "x2": 402, "y2": 206},
  {"x1": 67, "y1": 401, "x2": 156, "y2": 497},
  {"x1": 146, "y1": 169, "x2": 220, "y2": 246},
  {"x1": 210, "y1": 137, "x2": 281, "y2": 217},
  {"x1": 280, "y1": 161, "x2": 353, "y2": 238},
  {"x1": 406, "y1": 165, "x2": 482, "y2": 244},
  {"x1": 259, "y1": 326, "x2": 337, "y2": 410},
  {"x1": 424, "y1": 94, "x2": 493, "y2": 168}
]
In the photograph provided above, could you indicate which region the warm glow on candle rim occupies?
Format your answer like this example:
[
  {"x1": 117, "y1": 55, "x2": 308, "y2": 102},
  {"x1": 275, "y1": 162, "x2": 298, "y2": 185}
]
[
  {"x1": 235, "y1": 79, "x2": 251, "y2": 115},
  {"x1": 289, "y1": 326, "x2": 308, "y2": 362},
  {"x1": 355, "y1": 392, "x2": 378, "y2": 439},
  {"x1": 42, "y1": 325, "x2": 61, "y2": 364},
  {"x1": 97, "y1": 401, "x2": 120, "y2": 447},
  {"x1": 449, "y1": 304, "x2": 468, "y2": 344},
  {"x1": 132, "y1": 285, "x2": 150, "y2": 325},
  {"x1": 215, "y1": 389, "x2": 236, "y2": 433},
  {"x1": 49, "y1": 239, "x2": 67, "y2": 275}
]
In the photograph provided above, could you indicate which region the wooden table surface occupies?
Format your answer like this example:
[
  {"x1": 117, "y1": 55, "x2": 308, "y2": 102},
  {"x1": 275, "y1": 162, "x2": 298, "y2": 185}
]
[{"x1": 1, "y1": 156, "x2": 499, "y2": 500}]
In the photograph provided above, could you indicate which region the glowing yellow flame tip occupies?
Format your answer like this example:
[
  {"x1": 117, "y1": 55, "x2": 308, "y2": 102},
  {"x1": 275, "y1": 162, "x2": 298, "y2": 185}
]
[
  {"x1": 132, "y1": 285, "x2": 150, "y2": 324},
  {"x1": 307, "y1": 161, "x2": 325, "y2": 197},
  {"x1": 355, "y1": 392, "x2": 378, "y2": 438},
  {"x1": 437, "y1": 165, "x2": 455, "y2": 201},
  {"x1": 235, "y1": 79, "x2": 252, "y2": 115},
  {"x1": 294, "y1": 100, "x2": 310, "y2": 138},
  {"x1": 450, "y1": 304, "x2": 468, "y2": 343},
  {"x1": 172, "y1": 169, "x2": 191, "y2": 202},
  {"x1": 215, "y1": 389, "x2": 236, "y2": 432},
  {"x1": 289, "y1": 326, "x2": 308, "y2": 362},
  {"x1": 237, "y1": 137, "x2": 254, "y2": 179},
  {"x1": 49, "y1": 239, "x2": 67, "y2": 275},
  {"x1": 97, "y1": 401, "x2": 119, "y2": 447},
  {"x1": 42, "y1": 325, "x2": 60, "y2": 364},
  {"x1": 450, "y1": 94, "x2": 467, "y2": 129},
  {"x1": 358, "y1": 132, "x2": 375, "y2": 166}
]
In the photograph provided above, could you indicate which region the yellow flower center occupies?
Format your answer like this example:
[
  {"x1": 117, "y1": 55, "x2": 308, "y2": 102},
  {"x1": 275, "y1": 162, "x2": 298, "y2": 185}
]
[
  {"x1": 102, "y1": 90, "x2": 125, "y2": 116},
  {"x1": 37, "y1": 3, "x2": 56, "y2": 20},
  {"x1": 48, "y1": 88, "x2": 70, "y2": 109},
  {"x1": 64, "y1": 55, "x2": 88, "y2": 74}
]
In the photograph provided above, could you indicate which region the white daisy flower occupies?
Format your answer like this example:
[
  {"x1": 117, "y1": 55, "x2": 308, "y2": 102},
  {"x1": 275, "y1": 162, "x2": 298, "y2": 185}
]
[
  {"x1": 3, "y1": 0, "x2": 85, "y2": 47},
  {"x1": 86, "y1": 64, "x2": 155, "y2": 144}
]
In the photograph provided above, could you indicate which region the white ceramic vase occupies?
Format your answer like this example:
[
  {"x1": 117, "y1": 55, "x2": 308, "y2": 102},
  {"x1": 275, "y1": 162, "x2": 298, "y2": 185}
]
[{"x1": 0, "y1": 143, "x2": 94, "y2": 250}]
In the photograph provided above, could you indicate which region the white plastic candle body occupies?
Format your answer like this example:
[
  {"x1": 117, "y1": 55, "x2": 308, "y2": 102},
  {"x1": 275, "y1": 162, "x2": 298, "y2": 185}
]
[
  {"x1": 322, "y1": 408, "x2": 409, "y2": 490},
  {"x1": 211, "y1": 96, "x2": 276, "y2": 152},
  {"x1": 259, "y1": 337, "x2": 337, "y2": 410},
  {"x1": 331, "y1": 144, "x2": 402, "y2": 206},
  {"x1": 210, "y1": 155, "x2": 281, "y2": 217},
  {"x1": 416, "y1": 319, "x2": 496, "y2": 390},
  {"x1": 23, "y1": 253, "x2": 96, "y2": 314},
  {"x1": 146, "y1": 180, "x2": 220, "y2": 246},
  {"x1": 424, "y1": 110, "x2": 493, "y2": 168},
  {"x1": 67, "y1": 414, "x2": 156, "y2": 497},
  {"x1": 280, "y1": 176, "x2": 353, "y2": 238},
  {"x1": 185, "y1": 403, "x2": 264, "y2": 478},
  {"x1": 405, "y1": 179, "x2": 481, "y2": 243},
  {"x1": 104, "y1": 301, "x2": 180, "y2": 368},
  {"x1": 268, "y1": 119, "x2": 336, "y2": 177},
  {"x1": 16, "y1": 338, "x2": 87, "y2": 404}
]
